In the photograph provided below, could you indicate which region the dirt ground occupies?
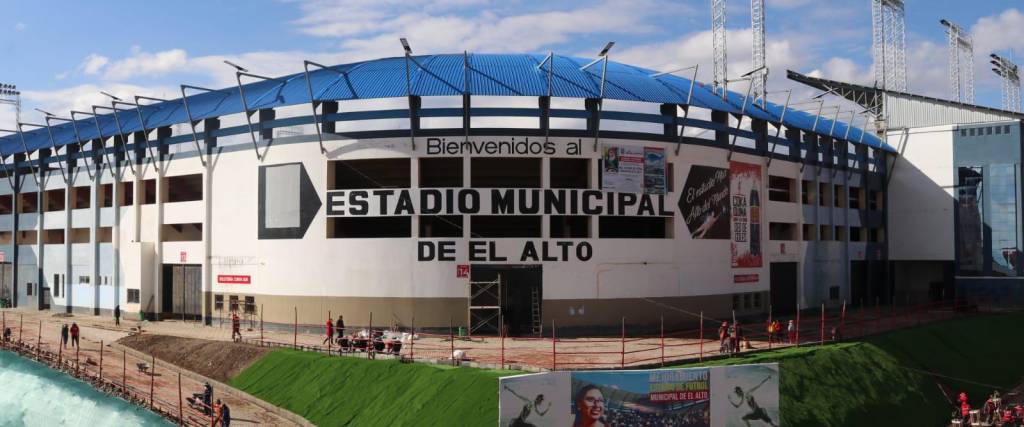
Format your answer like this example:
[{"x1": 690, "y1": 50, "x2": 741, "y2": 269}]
[{"x1": 119, "y1": 334, "x2": 269, "y2": 383}]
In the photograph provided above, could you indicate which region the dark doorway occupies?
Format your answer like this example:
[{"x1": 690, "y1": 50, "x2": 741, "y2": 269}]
[
  {"x1": 770, "y1": 262, "x2": 798, "y2": 314},
  {"x1": 471, "y1": 265, "x2": 542, "y2": 337},
  {"x1": 850, "y1": 261, "x2": 867, "y2": 306},
  {"x1": 871, "y1": 261, "x2": 889, "y2": 304},
  {"x1": 161, "y1": 264, "x2": 202, "y2": 320}
]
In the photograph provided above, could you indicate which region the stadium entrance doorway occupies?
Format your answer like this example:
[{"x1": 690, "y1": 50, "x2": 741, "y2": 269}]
[
  {"x1": 470, "y1": 265, "x2": 542, "y2": 337},
  {"x1": 770, "y1": 262, "x2": 798, "y2": 314},
  {"x1": 161, "y1": 264, "x2": 202, "y2": 321}
]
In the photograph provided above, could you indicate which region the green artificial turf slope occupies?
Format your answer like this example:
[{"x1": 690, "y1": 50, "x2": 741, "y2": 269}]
[
  {"x1": 232, "y1": 312, "x2": 1024, "y2": 427},
  {"x1": 230, "y1": 350, "x2": 520, "y2": 427},
  {"x1": 673, "y1": 312, "x2": 1024, "y2": 426}
]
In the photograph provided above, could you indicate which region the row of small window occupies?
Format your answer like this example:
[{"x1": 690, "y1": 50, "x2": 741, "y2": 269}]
[
  {"x1": 732, "y1": 292, "x2": 765, "y2": 311},
  {"x1": 767, "y1": 222, "x2": 885, "y2": 242},
  {"x1": 214, "y1": 294, "x2": 257, "y2": 314},
  {"x1": 766, "y1": 176, "x2": 883, "y2": 210},
  {"x1": 0, "y1": 174, "x2": 203, "y2": 214},
  {"x1": 329, "y1": 216, "x2": 672, "y2": 239},
  {"x1": 47, "y1": 274, "x2": 113, "y2": 298},
  {"x1": 331, "y1": 157, "x2": 675, "y2": 192},
  {"x1": 0, "y1": 224, "x2": 201, "y2": 245},
  {"x1": 960, "y1": 125, "x2": 1012, "y2": 137}
]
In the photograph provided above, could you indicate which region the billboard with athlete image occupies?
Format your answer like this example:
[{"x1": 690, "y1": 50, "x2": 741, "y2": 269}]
[
  {"x1": 710, "y1": 363, "x2": 780, "y2": 427},
  {"x1": 500, "y1": 372, "x2": 571, "y2": 427}
]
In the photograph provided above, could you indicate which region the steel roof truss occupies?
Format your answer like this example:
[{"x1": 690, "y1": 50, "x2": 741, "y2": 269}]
[
  {"x1": 114, "y1": 99, "x2": 160, "y2": 172},
  {"x1": 235, "y1": 72, "x2": 287, "y2": 162},
  {"x1": 71, "y1": 110, "x2": 117, "y2": 178},
  {"x1": 0, "y1": 129, "x2": 18, "y2": 188},
  {"x1": 766, "y1": 90, "x2": 793, "y2": 168},
  {"x1": 303, "y1": 60, "x2": 346, "y2": 155},
  {"x1": 650, "y1": 65, "x2": 699, "y2": 155},
  {"x1": 93, "y1": 105, "x2": 138, "y2": 176},
  {"x1": 25, "y1": 121, "x2": 67, "y2": 183},
  {"x1": 44, "y1": 115, "x2": 93, "y2": 180},
  {"x1": 726, "y1": 77, "x2": 756, "y2": 161}
]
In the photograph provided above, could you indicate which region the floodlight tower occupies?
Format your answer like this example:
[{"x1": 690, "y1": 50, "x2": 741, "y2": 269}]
[
  {"x1": 711, "y1": 0, "x2": 727, "y2": 96},
  {"x1": 751, "y1": 0, "x2": 767, "y2": 103},
  {"x1": 991, "y1": 53, "x2": 1021, "y2": 112},
  {"x1": 0, "y1": 83, "x2": 20, "y2": 124},
  {"x1": 871, "y1": 0, "x2": 907, "y2": 91},
  {"x1": 941, "y1": 19, "x2": 975, "y2": 103}
]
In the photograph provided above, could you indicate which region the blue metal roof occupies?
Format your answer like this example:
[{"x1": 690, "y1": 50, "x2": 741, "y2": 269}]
[{"x1": 0, "y1": 53, "x2": 892, "y2": 156}]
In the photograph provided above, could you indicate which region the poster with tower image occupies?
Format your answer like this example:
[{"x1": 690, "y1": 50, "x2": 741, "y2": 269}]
[{"x1": 729, "y1": 161, "x2": 763, "y2": 268}]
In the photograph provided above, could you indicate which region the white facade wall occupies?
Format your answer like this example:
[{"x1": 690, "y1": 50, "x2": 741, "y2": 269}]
[{"x1": 886, "y1": 125, "x2": 956, "y2": 261}]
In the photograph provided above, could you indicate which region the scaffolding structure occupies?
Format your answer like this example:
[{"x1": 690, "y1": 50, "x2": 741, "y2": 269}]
[
  {"x1": 941, "y1": 19, "x2": 974, "y2": 104},
  {"x1": 871, "y1": 0, "x2": 907, "y2": 92},
  {"x1": 750, "y1": 0, "x2": 767, "y2": 104},
  {"x1": 711, "y1": 0, "x2": 728, "y2": 95},
  {"x1": 991, "y1": 53, "x2": 1021, "y2": 112}
]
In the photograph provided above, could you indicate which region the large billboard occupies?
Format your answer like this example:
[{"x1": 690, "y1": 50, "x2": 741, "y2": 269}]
[
  {"x1": 602, "y1": 144, "x2": 667, "y2": 195},
  {"x1": 730, "y1": 161, "x2": 763, "y2": 268},
  {"x1": 499, "y1": 364, "x2": 779, "y2": 427}
]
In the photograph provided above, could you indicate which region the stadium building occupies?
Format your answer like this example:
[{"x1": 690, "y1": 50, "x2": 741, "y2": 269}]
[{"x1": 0, "y1": 53, "x2": 896, "y2": 334}]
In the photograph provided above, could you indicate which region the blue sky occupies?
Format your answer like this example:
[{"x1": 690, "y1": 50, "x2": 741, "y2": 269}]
[{"x1": 2, "y1": 0, "x2": 1023, "y2": 125}]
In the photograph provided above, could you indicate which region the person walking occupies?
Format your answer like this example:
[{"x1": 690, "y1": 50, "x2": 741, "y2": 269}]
[
  {"x1": 231, "y1": 313, "x2": 241, "y2": 342},
  {"x1": 114, "y1": 305, "x2": 121, "y2": 326},
  {"x1": 69, "y1": 323, "x2": 80, "y2": 348},
  {"x1": 730, "y1": 321, "x2": 741, "y2": 355},
  {"x1": 323, "y1": 317, "x2": 334, "y2": 346},
  {"x1": 211, "y1": 399, "x2": 223, "y2": 427},
  {"x1": 718, "y1": 322, "x2": 729, "y2": 354},
  {"x1": 60, "y1": 324, "x2": 69, "y2": 348},
  {"x1": 787, "y1": 320, "x2": 796, "y2": 344},
  {"x1": 336, "y1": 315, "x2": 345, "y2": 341},
  {"x1": 220, "y1": 401, "x2": 231, "y2": 427}
]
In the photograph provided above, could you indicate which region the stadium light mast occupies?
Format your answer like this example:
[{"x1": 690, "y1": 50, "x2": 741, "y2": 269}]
[
  {"x1": 871, "y1": 0, "x2": 907, "y2": 92},
  {"x1": 0, "y1": 83, "x2": 21, "y2": 125},
  {"x1": 711, "y1": 0, "x2": 727, "y2": 97},
  {"x1": 941, "y1": 19, "x2": 974, "y2": 103},
  {"x1": 991, "y1": 53, "x2": 1021, "y2": 112},
  {"x1": 750, "y1": 0, "x2": 767, "y2": 104}
]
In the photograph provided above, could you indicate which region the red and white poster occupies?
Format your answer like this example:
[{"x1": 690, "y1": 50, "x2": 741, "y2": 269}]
[
  {"x1": 217, "y1": 275, "x2": 251, "y2": 284},
  {"x1": 730, "y1": 161, "x2": 762, "y2": 268}
]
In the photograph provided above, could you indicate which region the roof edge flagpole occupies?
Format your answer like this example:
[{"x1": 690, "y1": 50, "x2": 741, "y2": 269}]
[
  {"x1": 118, "y1": 98, "x2": 161, "y2": 171},
  {"x1": 71, "y1": 110, "x2": 117, "y2": 178},
  {"x1": 303, "y1": 60, "x2": 346, "y2": 155},
  {"x1": 581, "y1": 42, "x2": 614, "y2": 152},
  {"x1": 25, "y1": 121, "x2": 67, "y2": 183},
  {"x1": 93, "y1": 105, "x2": 138, "y2": 176},
  {"x1": 651, "y1": 64, "x2": 699, "y2": 155},
  {"x1": 12, "y1": 124, "x2": 41, "y2": 186},
  {"x1": 234, "y1": 71, "x2": 286, "y2": 162},
  {"x1": 543, "y1": 51, "x2": 553, "y2": 145},
  {"x1": 766, "y1": 89, "x2": 793, "y2": 168},
  {"x1": 41, "y1": 114, "x2": 93, "y2": 180}
]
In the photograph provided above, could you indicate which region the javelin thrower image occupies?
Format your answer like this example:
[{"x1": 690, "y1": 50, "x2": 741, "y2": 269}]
[
  {"x1": 728, "y1": 375, "x2": 778, "y2": 427},
  {"x1": 504, "y1": 384, "x2": 551, "y2": 427}
]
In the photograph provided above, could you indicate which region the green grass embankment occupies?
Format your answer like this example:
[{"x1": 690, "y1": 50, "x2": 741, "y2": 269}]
[
  {"x1": 230, "y1": 350, "x2": 520, "y2": 426},
  {"x1": 673, "y1": 312, "x2": 1024, "y2": 426},
  {"x1": 231, "y1": 312, "x2": 1024, "y2": 427}
]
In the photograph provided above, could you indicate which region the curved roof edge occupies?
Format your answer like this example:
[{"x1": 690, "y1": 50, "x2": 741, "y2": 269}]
[{"x1": 0, "y1": 53, "x2": 892, "y2": 155}]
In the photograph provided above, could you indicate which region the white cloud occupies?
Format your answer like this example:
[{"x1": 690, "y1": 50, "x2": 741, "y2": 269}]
[
  {"x1": 14, "y1": 22, "x2": 26, "y2": 32},
  {"x1": 103, "y1": 49, "x2": 189, "y2": 80},
  {"x1": 80, "y1": 54, "x2": 110, "y2": 75},
  {"x1": 14, "y1": 83, "x2": 178, "y2": 124}
]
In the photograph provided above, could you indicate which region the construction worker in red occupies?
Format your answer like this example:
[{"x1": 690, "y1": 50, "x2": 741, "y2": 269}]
[
  {"x1": 323, "y1": 317, "x2": 334, "y2": 346},
  {"x1": 231, "y1": 313, "x2": 241, "y2": 342},
  {"x1": 69, "y1": 323, "x2": 80, "y2": 348}
]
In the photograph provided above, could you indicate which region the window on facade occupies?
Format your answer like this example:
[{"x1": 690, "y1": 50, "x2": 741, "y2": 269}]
[
  {"x1": 72, "y1": 187, "x2": 90, "y2": 209},
  {"x1": 833, "y1": 185, "x2": 844, "y2": 208},
  {"x1": 332, "y1": 158, "x2": 411, "y2": 189},
  {"x1": 419, "y1": 215, "x2": 464, "y2": 238},
  {"x1": 53, "y1": 274, "x2": 60, "y2": 297},
  {"x1": 768, "y1": 176, "x2": 794, "y2": 202},
  {"x1": 598, "y1": 217, "x2": 671, "y2": 238},
  {"x1": 472, "y1": 158, "x2": 541, "y2": 188},
  {"x1": 819, "y1": 225, "x2": 833, "y2": 241},
  {"x1": 868, "y1": 190, "x2": 881, "y2": 210},
  {"x1": 419, "y1": 158, "x2": 463, "y2": 188},
  {"x1": 229, "y1": 295, "x2": 239, "y2": 312},
  {"x1": 244, "y1": 296, "x2": 256, "y2": 314},
  {"x1": 869, "y1": 227, "x2": 885, "y2": 243},
  {"x1": 818, "y1": 183, "x2": 829, "y2": 206},
  {"x1": 803, "y1": 224, "x2": 816, "y2": 241},
  {"x1": 100, "y1": 184, "x2": 113, "y2": 207},
  {"x1": 769, "y1": 222, "x2": 796, "y2": 240},
  {"x1": 329, "y1": 217, "x2": 412, "y2": 238},
  {"x1": 165, "y1": 174, "x2": 203, "y2": 202},
  {"x1": 835, "y1": 226, "x2": 846, "y2": 241},
  {"x1": 989, "y1": 164, "x2": 1018, "y2": 277},
  {"x1": 753, "y1": 292, "x2": 761, "y2": 308},
  {"x1": 44, "y1": 189, "x2": 65, "y2": 212},
  {"x1": 801, "y1": 180, "x2": 814, "y2": 205},
  {"x1": 471, "y1": 215, "x2": 541, "y2": 238},
  {"x1": 141, "y1": 179, "x2": 156, "y2": 205},
  {"x1": 79, "y1": 275, "x2": 90, "y2": 284},
  {"x1": 549, "y1": 158, "x2": 590, "y2": 189},
  {"x1": 128, "y1": 289, "x2": 140, "y2": 303},
  {"x1": 732, "y1": 294, "x2": 740, "y2": 310},
  {"x1": 44, "y1": 229, "x2": 64, "y2": 244},
  {"x1": 214, "y1": 294, "x2": 224, "y2": 310},
  {"x1": 27, "y1": 283, "x2": 33, "y2": 296},
  {"x1": 162, "y1": 223, "x2": 202, "y2": 242},
  {"x1": 19, "y1": 192, "x2": 37, "y2": 213},
  {"x1": 0, "y1": 195, "x2": 11, "y2": 214},
  {"x1": 829, "y1": 286, "x2": 840, "y2": 300},
  {"x1": 550, "y1": 216, "x2": 590, "y2": 238},
  {"x1": 120, "y1": 182, "x2": 134, "y2": 206},
  {"x1": 850, "y1": 226, "x2": 863, "y2": 242},
  {"x1": 849, "y1": 187, "x2": 862, "y2": 210},
  {"x1": 743, "y1": 293, "x2": 752, "y2": 309}
]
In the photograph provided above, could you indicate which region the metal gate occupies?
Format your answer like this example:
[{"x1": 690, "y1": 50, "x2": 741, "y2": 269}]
[
  {"x1": 171, "y1": 265, "x2": 202, "y2": 320},
  {"x1": 468, "y1": 275, "x2": 501, "y2": 335}
]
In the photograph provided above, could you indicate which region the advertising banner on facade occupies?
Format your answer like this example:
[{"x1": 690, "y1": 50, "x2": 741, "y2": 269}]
[
  {"x1": 498, "y1": 364, "x2": 779, "y2": 427},
  {"x1": 602, "y1": 144, "x2": 645, "y2": 193},
  {"x1": 678, "y1": 165, "x2": 731, "y2": 239},
  {"x1": 643, "y1": 147, "x2": 667, "y2": 195},
  {"x1": 730, "y1": 161, "x2": 763, "y2": 268},
  {"x1": 710, "y1": 364, "x2": 780, "y2": 427}
]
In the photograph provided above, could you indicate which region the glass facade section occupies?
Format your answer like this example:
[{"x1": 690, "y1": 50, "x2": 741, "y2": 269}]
[
  {"x1": 957, "y1": 166, "x2": 984, "y2": 275},
  {"x1": 989, "y1": 164, "x2": 1019, "y2": 276}
]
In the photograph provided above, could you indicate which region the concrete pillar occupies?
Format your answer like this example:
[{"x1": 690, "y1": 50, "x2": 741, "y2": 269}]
[
  {"x1": 34, "y1": 152, "x2": 44, "y2": 310},
  {"x1": 64, "y1": 164, "x2": 72, "y2": 313},
  {"x1": 202, "y1": 118, "x2": 218, "y2": 326},
  {"x1": 320, "y1": 101, "x2": 338, "y2": 134},
  {"x1": 11, "y1": 154, "x2": 22, "y2": 308}
]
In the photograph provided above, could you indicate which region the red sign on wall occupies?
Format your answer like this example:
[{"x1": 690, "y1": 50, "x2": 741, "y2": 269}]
[
  {"x1": 180, "y1": 251, "x2": 187, "y2": 263},
  {"x1": 734, "y1": 274, "x2": 760, "y2": 283},
  {"x1": 0, "y1": 250, "x2": 5, "y2": 262},
  {"x1": 217, "y1": 275, "x2": 251, "y2": 284},
  {"x1": 456, "y1": 264, "x2": 470, "y2": 278}
]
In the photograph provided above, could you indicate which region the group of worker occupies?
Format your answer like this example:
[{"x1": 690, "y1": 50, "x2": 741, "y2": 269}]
[
  {"x1": 323, "y1": 315, "x2": 346, "y2": 346},
  {"x1": 955, "y1": 391, "x2": 1024, "y2": 426}
]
